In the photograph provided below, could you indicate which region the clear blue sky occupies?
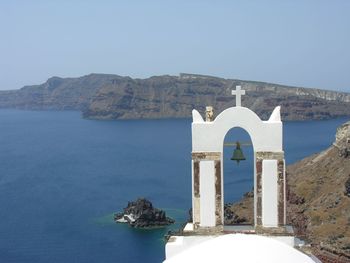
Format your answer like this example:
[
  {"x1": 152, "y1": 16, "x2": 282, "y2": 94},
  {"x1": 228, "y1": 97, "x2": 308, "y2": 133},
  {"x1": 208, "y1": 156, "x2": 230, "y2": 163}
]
[{"x1": 1, "y1": 0, "x2": 349, "y2": 91}]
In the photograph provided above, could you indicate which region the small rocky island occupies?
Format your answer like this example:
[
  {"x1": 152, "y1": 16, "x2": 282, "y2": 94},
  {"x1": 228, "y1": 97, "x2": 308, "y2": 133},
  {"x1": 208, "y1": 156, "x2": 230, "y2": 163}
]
[{"x1": 114, "y1": 198, "x2": 175, "y2": 228}]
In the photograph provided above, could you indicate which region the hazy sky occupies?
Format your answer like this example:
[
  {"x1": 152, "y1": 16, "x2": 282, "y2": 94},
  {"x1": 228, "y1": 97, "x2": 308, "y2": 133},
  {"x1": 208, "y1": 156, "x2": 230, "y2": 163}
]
[{"x1": 1, "y1": 0, "x2": 349, "y2": 91}]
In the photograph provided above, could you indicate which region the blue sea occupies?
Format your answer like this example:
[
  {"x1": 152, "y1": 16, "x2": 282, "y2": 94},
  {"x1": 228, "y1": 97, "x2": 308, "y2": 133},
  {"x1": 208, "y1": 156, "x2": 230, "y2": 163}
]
[{"x1": 0, "y1": 110, "x2": 347, "y2": 263}]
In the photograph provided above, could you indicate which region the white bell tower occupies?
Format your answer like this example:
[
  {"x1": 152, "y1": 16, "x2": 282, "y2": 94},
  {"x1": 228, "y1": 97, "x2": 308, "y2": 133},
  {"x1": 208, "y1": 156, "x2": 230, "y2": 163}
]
[{"x1": 165, "y1": 86, "x2": 300, "y2": 261}]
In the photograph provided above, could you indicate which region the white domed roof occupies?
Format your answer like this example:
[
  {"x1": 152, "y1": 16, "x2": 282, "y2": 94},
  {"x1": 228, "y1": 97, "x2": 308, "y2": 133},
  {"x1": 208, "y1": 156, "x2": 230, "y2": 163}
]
[{"x1": 164, "y1": 234, "x2": 316, "y2": 263}]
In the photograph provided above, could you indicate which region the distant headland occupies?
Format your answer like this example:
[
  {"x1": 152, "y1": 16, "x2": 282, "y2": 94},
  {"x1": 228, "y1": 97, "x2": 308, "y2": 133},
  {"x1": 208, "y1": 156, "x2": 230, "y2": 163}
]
[{"x1": 0, "y1": 73, "x2": 349, "y2": 121}]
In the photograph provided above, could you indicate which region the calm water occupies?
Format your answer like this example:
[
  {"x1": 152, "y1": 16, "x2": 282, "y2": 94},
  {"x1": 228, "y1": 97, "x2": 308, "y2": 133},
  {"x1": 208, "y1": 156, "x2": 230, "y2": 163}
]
[{"x1": 0, "y1": 110, "x2": 347, "y2": 263}]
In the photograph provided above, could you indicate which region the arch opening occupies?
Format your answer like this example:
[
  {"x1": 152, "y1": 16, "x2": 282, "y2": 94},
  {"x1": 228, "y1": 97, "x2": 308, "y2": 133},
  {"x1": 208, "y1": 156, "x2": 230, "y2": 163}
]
[{"x1": 223, "y1": 127, "x2": 254, "y2": 226}]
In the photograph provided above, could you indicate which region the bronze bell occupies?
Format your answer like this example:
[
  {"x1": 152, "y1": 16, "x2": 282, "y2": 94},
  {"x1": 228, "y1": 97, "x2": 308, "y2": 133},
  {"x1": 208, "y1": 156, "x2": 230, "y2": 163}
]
[{"x1": 231, "y1": 141, "x2": 246, "y2": 164}]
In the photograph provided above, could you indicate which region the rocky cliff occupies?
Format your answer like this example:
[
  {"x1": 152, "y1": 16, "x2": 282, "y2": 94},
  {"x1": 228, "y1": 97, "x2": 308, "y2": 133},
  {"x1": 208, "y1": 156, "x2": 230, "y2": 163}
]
[
  {"x1": 0, "y1": 74, "x2": 117, "y2": 111},
  {"x1": 287, "y1": 121, "x2": 350, "y2": 262},
  {"x1": 1, "y1": 73, "x2": 349, "y2": 121},
  {"x1": 227, "y1": 121, "x2": 350, "y2": 262}
]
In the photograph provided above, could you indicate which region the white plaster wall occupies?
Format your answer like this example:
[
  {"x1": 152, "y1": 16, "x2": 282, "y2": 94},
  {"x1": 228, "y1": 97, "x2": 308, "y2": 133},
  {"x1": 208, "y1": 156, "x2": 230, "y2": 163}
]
[
  {"x1": 165, "y1": 236, "x2": 214, "y2": 259},
  {"x1": 191, "y1": 160, "x2": 195, "y2": 223},
  {"x1": 165, "y1": 234, "x2": 298, "y2": 261},
  {"x1": 221, "y1": 155, "x2": 224, "y2": 225},
  {"x1": 262, "y1": 160, "x2": 278, "y2": 227},
  {"x1": 272, "y1": 236, "x2": 296, "y2": 247},
  {"x1": 283, "y1": 159, "x2": 287, "y2": 224},
  {"x1": 166, "y1": 236, "x2": 185, "y2": 259},
  {"x1": 199, "y1": 161, "x2": 216, "y2": 227},
  {"x1": 253, "y1": 152, "x2": 257, "y2": 226},
  {"x1": 192, "y1": 107, "x2": 282, "y2": 152}
]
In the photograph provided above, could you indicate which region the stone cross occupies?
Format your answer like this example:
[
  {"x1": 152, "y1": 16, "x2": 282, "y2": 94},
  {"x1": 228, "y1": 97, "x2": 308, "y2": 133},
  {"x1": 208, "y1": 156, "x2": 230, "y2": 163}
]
[{"x1": 231, "y1": 85, "x2": 245, "y2": 107}]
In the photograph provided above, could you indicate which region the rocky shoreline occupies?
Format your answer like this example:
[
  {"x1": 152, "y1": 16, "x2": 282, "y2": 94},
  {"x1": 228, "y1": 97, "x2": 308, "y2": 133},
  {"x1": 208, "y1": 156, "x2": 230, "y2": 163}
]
[{"x1": 114, "y1": 198, "x2": 174, "y2": 228}]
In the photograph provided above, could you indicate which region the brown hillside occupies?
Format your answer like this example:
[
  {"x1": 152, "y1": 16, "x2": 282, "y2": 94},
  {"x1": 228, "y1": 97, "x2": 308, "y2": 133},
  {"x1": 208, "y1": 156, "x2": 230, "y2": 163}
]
[{"x1": 287, "y1": 121, "x2": 350, "y2": 262}]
